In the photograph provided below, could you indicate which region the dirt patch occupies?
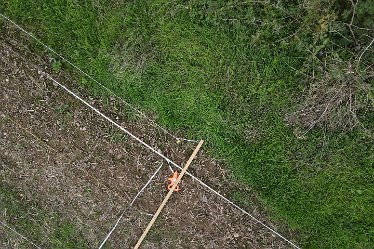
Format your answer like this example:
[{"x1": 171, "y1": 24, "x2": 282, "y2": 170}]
[
  {"x1": 0, "y1": 21, "x2": 297, "y2": 248},
  {"x1": 0, "y1": 225, "x2": 30, "y2": 249}
]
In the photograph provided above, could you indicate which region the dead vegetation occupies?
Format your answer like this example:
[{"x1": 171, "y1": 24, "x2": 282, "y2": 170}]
[
  {"x1": 286, "y1": 57, "x2": 373, "y2": 138},
  {"x1": 285, "y1": 0, "x2": 374, "y2": 138}
]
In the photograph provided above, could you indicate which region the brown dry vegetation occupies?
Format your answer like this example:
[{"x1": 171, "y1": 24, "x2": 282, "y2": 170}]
[{"x1": 285, "y1": 58, "x2": 373, "y2": 138}]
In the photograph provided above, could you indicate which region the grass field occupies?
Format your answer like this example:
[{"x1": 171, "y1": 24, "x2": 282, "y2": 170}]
[{"x1": 1, "y1": 1, "x2": 373, "y2": 248}]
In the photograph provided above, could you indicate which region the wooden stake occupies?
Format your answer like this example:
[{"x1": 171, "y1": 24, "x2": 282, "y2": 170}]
[{"x1": 133, "y1": 140, "x2": 204, "y2": 249}]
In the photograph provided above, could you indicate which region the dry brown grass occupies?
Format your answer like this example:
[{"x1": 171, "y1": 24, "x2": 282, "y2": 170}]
[{"x1": 286, "y1": 57, "x2": 373, "y2": 138}]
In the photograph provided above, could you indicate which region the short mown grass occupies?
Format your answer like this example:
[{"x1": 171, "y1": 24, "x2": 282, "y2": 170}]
[{"x1": 1, "y1": 1, "x2": 373, "y2": 248}]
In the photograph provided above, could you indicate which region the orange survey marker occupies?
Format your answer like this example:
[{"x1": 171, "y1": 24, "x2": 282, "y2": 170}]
[
  {"x1": 167, "y1": 171, "x2": 180, "y2": 192},
  {"x1": 134, "y1": 140, "x2": 204, "y2": 249}
]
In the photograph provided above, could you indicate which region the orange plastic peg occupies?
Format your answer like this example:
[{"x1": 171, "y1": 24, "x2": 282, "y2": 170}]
[{"x1": 167, "y1": 171, "x2": 180, "y2": 192}]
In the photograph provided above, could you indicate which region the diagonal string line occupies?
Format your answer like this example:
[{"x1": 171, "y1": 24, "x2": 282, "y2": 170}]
[
  {"x1": 0, "y1": 12, "x2": 198, "y2": 144},
  {"x1": 0, "y1": 220, "x2": 42, "y2": 249},
  {"x1": 43, "y1": 72, "x2": 300, "y2": 249},
  {"x1": 98, "y1": 163, "x2": 164, "y2": 249},
  {"x1": 0, "y1": 14, "x2": 300, "y2": 249}
]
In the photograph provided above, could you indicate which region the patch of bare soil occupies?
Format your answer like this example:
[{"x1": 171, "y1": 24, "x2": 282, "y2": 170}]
[
  {"x1": 0, "y1": 21, "x2": 297, "y2": 248},
  {"x1": 0, "y1": 225, "x2": 30, "y2": 249}
]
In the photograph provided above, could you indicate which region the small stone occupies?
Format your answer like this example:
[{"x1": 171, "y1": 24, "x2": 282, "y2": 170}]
[
  {"x1": 233, "y1": 233, "x2": 240, "y2": 238},
  {"x1": 116, "y1": 154, "x2": 123, "y2": 160},
  {"x1": 202, "y1": 195, "x2": 208, "y2": 203}
]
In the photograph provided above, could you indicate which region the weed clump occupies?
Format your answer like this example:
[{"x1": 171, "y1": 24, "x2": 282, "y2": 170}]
[
  {"x1": 286, "y1": 59, "x2": 373, "y2": 136},
  {"x1": 284, "y1": 0, "x2": 373, "y2": 137}
]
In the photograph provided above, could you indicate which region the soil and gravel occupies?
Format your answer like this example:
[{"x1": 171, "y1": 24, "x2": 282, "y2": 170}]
[{"x1": 0, "y1": 22, "x2": 297, "y2": 248}]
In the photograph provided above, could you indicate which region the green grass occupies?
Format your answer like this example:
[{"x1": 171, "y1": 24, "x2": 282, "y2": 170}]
[
  {"x1": 1, "y1": 1, "x2": 373, "y2": 248},
  {"x1": 0, "y1": 184, "x2": 88, "y2": 249}
]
